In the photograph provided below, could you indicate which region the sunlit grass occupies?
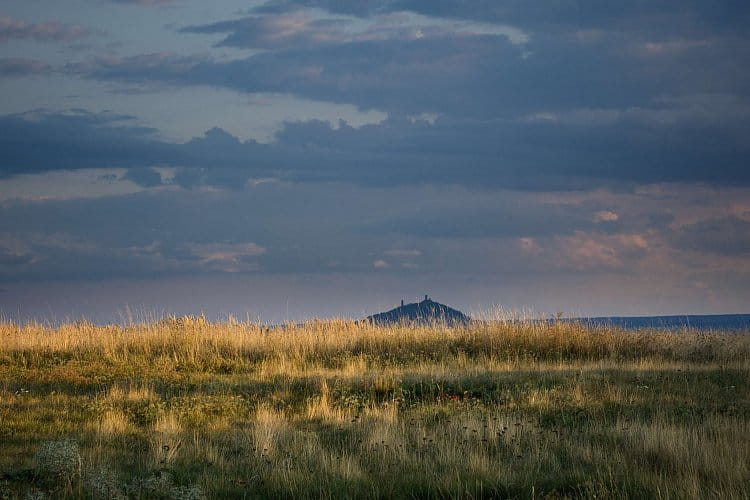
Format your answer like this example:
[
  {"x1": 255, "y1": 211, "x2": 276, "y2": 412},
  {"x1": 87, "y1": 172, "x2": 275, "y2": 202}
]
[{"x1": 0, "y1": 317, "x2": 748, "y2": 498}]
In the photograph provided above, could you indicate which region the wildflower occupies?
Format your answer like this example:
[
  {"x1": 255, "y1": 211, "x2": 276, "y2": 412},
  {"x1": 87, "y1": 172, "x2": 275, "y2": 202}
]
[
  {"x1": 0, "y1": 480, "x2": 11, "y2": 499},
  {"x1": 34, "y1": 439, "x2": 81, "y2": 482},
  {"x1": 126, "y1": 471, "x2": 205, "y2": 500},
  {"x1": 23, "y1": 488, "x2": 47, "y2": 500},
  {"x1": 83, "y1": 464, "x2": 125, "y2": 500}
]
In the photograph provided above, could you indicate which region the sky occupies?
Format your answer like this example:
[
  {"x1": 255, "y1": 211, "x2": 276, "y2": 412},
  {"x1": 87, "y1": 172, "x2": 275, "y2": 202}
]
[{"x1": 1, "y1": 0, "x2": 749, "y2": 323}]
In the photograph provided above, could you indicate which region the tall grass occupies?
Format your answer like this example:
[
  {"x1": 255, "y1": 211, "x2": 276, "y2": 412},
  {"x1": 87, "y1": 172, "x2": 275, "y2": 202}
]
[{"x1": 0, "y1": 317, "x2": 748, "y2": 498}]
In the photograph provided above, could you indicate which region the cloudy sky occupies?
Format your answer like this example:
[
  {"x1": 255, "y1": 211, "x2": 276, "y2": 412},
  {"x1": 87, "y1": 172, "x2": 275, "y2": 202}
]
[{"x1": 1, "y1": 1, "x2": 749, "y2": 323}]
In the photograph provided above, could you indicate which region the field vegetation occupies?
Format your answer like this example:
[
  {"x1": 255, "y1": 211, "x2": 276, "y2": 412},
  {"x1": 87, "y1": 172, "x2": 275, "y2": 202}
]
[{"x1": 0, "y1": 317, "x2": 749, "y2": 498}]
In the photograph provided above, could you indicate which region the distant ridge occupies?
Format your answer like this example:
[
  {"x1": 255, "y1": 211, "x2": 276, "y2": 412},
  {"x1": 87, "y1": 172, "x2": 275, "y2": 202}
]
[
  {"x1": 576, "y1": 313, "x2": 750, "y2": 331},
  {"x1": 366, "y1": 296, "x2": 470, "y2": 325}
]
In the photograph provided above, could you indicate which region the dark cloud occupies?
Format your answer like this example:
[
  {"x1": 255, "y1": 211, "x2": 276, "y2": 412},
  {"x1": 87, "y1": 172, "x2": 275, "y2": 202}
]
[
  {"x1": 0, "y1": 16, "x2": 93, "y2": 43},
  {"x1": 66, "y1": 52, "x2": 210, "y2": 87},
  {"x1": 6, "y1": 179, "x2": 745, "y2": 292},
  {"x1": 0, "y1": 185, "x2": 376, "y2": 280},
  {"x1": 1, "y1": 173, "x2": 748, "y2": 317},
  {"x1": 0, "y1": 110, "x2": 169, "y2": 175},
  {"x1": 1, "y1": 110, "x2": 749, "y2": 190},
  {"x1": 100, "y1": 37, "x2": 530, "y2": 117},
  {"x1": 252, "y1": 0, "x2": 385, "y2": 17},
  {"x1": 6, "y1": 3, "x2": 750, "y2": 190},
  {"x1": 0, "y1": 247, "x2": 35, "y2": 267},
  {"x1": 181, "y1": 7, "x2": 526, "y2": 50},
  {"x1": 673, "y1": 216, "x2": 750, "y2": 256},
  {"x1": 0, "y1": 111, "x2": 274, "y2": 183},
  {"x1": 109, "y1": 0, "x2": 178, "y2": 5},
  {"x1": 253, "y1": 0, "x2": 750, "y2": 36},
  {"x1": 0, "y1": 183, "x2": 638, "y2": 281},
  {"x1": 361, "y1": 200, "x2": 598, "y2": 239},
  {"x1": 74, "y1": 26, "x2": 750, "y2": 125},
  {"x1": 65, "y1": 2, "x2": 750, "y2": 198},
  {"x1": 123, "y1": 167, "x2": 162, "y2": 187},
  {"x1": 0, "y1": 57, "x2": 50, "y2": 77},
  {"x1": 0, "y1": 110, "x2": 278, "y2": 186},
  {"x1": 181, "y1": 14, "x2": 353, "y2": 50}
]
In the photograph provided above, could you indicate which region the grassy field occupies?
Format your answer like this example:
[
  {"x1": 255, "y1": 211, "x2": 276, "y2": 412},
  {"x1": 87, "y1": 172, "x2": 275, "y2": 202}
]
[{"x1": 0, "y1": 317, "x2": 749, "y2": 499}]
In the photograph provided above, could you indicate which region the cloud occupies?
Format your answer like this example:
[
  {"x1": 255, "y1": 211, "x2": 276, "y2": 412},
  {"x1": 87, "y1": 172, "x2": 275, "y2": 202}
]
[
  {"x1": 364, "y1": 195, "x2": 601, "y2": 239},
  {"x1": 0, "y1": 57, "x2": 50, "y2": 77},
  {"x1": 0, "y1": 16, "x2": 93, "y2": 43},
  {"x1": 594, "y1": 210, "x2": 619, "y2": 223},
  {"x1": 179, "y1": 242, "x2": 266, "y2": 272},
  {"x1": 254, "y1": 0, "x2": 750, "y2": 37},
  {"x1": 109, "y1": 0, "x2": 178, "y2": 5},
  {"x1": 1, "y1": 109, "x2": 749, "y2": 191},
  {"x1": 252, "y1": 0, "x2": 384, "y2": 17},
  {"x1": 1, "y1": 179, "x2": 749, "y2": 292},
  {"x1": 69, "y1": 36, "x2": 530, "y2": 117},
  {"x1": 0, "y1": 110, "x2": 277, "y2": 184},
  {"x1": 123, "y1": 167, "x2": 163, "y2": 187},
  {"x1": 66, "y1": 52, "x2": 210, "y2": 87},
  {"x1": 673, "y1": 216, "x2": 750, "y2": 256},
  {"x1": 58, "y1": 4, "x2": 750, "y2": 207},
  {"x1": 0, "y1": 184, "x2": 387, "y2": 280},
  {"x1": 181, "y1": 11, "x2": 355, "y2": 50},
  {"x1": 0, "y1": 247, "x2": 35, "y2": 267},
  {"x1": 0, "y1": 110, "x2": 169, "y2": 175},
  {"x1": 70, "y1": 22, "x2": 750, "y2": 131},
  {"x1": 384, "y1": 249, "x2": 421, "y2": 257},
  {"x1": 551, "y1": 232, "x2": 650, "y2": 272},
  {"x1": 182, "y1": 9, "x2": 528, "y2": 50}
]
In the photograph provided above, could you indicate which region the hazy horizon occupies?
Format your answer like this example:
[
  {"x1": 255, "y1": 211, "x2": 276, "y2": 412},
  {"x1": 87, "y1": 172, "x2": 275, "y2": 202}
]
[{"x1": 3, "y1": 273, "x2": 749, "y2": 325}]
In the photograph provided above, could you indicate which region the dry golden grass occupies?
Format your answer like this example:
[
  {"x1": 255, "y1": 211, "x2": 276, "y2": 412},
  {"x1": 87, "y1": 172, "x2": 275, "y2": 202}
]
[{"x1": 0, "y1": 317, "x2": 748, "y2": 498}]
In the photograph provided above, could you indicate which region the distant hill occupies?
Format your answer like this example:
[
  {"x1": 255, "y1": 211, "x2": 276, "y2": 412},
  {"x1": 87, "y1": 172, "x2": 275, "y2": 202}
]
[
  {"x1": 366, "y1": 296, "x2": 470, "y2": 325},
  {"x1": 575, "y1": 314, "x2": 750, "y2": 331}
]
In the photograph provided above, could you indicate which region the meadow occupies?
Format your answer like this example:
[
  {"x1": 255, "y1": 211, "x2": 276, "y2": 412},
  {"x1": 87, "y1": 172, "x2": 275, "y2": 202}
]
[{"x1": 0, "y1": 316, "x2": 748, "y2": 499}]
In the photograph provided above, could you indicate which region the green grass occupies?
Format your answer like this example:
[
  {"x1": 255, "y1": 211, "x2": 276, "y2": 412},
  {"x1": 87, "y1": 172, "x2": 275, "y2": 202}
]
[{"x1": 0, "y1": 317, "x2": 748, "y2": 498}]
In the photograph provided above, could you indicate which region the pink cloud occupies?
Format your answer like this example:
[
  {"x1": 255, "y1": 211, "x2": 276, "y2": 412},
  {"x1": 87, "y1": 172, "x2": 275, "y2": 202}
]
[
  {"x1": 182, "y1": 242, "x2": 266, "y2": 273},
  {"x1": 556, "y1": 232, "x2": 649, "y2": 271},
  {"x1": 110, "y1": 0, "x2": 178, "y2": 5},
  {"x1": 0, "y1": 16, "x2": 92, "y2": 43},
  {"x1": 594, "y1": 210, "x2": 619, "y2": 222},
  {"x1": 0, "y1": 57, "x2": 50, "y2": 76}
]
